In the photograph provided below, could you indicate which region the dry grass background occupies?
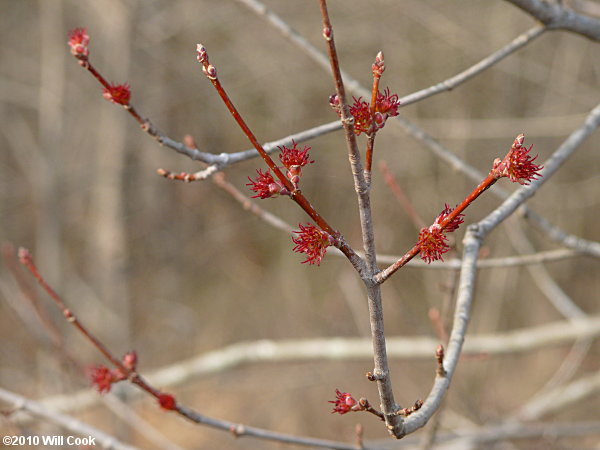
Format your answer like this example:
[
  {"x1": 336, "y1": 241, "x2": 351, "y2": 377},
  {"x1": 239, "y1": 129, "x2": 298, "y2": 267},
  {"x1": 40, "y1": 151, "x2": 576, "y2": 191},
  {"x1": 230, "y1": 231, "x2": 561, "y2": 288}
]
[{"x1": 1, "y1": 0, "x2": 599, "y2": 448}]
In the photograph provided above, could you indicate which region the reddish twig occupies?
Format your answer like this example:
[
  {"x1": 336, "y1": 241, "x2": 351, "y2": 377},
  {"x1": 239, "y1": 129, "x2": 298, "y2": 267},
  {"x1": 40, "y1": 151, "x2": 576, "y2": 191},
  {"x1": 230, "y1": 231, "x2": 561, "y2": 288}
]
[
  {"x1": 364, "y1": 51, "x2": 385, "y2": 185},
  {"x1": 17, "y1": 247, "x2": 363, "y2": 449},
  {"x1": 17, "y1": 248, "x2": 175, "y2": 406},
  {"x1": 194, "y1": 43, "x2": 366, "y2": 276},
  {"x1": 374, "y1": 133, "x2": 542, "y2": 284},
  {"x1": 378, "y1": 160, "x2": 426, "y2": 229}
]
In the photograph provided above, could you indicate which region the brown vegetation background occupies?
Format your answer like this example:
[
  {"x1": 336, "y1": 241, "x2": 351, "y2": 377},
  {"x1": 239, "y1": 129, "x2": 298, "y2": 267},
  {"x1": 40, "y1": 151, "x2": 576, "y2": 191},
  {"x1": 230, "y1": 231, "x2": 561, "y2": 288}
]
[{"x1": 1, "y1": 0, "x2": 599, "y2": 448}]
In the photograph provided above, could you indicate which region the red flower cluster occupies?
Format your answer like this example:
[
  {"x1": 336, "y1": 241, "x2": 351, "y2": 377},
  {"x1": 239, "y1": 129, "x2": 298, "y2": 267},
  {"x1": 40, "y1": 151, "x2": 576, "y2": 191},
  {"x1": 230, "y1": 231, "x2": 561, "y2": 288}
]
[
  {"x1": 279, "y1": 141, "x2": 314, "y2": 186},
  {"x1": 87, "y1": 365, "x2": 126, "y2": 393},
  {"x1": 246, "y1": 169, "x2": 286, "y2": 199},
  {"x1": 329, "y1": 389, "x2": 358, "y2": 414},
  {"x1": 67, "y1": 28, "x2": 90, "y2": 58},
  {"x1": 247, "y1": 143, "x2": 314, "y2": 198},
  {"x1": 103, "y1": 83, "x2": 131, "y2": 106},
  {"x1": 292, "y1": 223, "x2": 332, "y2": 265},
  {"x1": 418, "y1": 204, "x2": 464, "y2": 264},
  {"x1": 491, "y1": 134, "x2": 543, "y2": 185},
  {"x1": 418, "y1": 227, "x2": 450, "y2": 264},
  {"x1": 347, "y1": 88, "x2": 400, "y2": 135},
  {"x1": 87, "y1": 351, "x2": 137, "y2": 394}
]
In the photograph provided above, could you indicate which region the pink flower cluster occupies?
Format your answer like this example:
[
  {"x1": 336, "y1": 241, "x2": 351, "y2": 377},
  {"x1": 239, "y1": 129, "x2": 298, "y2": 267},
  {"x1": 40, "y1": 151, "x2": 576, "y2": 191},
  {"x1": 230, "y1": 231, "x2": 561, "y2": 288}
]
[
  {"x1": 331, "y1": 88, "x2": 400, "y2": 135},
  {"x1": 329, "y1": 389, "x2": 358, "y2": 414},
  {"x1": 67, "y1": 28, "x2": 89, "y2": 58},
  {"x1": 491, "y1": 134, "x2": 543, "y2": 185},
  {"x1": 87, "y1": 351, "x2": 137, "y2": 394},
  {"x1": 418, "y1": 204, "x2": 465, "y2": 264},
  {"x1": 292, "y1": 223, "x2": 333, "y2": 266},
  {"x1": 246, "y1": 142, "x2": 314, "y2": 199},
  {"x1": 103, "y1": 83, "x2": 131, "y2": 106}
]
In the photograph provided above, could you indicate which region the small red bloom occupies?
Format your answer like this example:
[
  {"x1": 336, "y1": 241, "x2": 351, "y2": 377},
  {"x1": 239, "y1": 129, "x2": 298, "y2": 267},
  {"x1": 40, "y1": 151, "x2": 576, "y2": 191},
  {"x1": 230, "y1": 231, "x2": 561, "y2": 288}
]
[
  {"x1": 418, "y1": 227, "x2": 450, "y2": 264},
  {"x1": 68, "y1": 28, "x2": 90, "y2": 58},
  {"x1": 347, "y1": 88, "x2": 400, "y2": 135},
  {"x1": 279, "y1": 141, "x2": 314, "y2": 170},
  {"x1": 87, "y1": 365, "x2": 126, "y2": 394},
  {"x1": 329, "y1": 389, "x2": 358, "y2": 414},
  {"x1": 434, "y1": 203, "x2": 464, "y2": 233},
  {"x1": 158, "y1": 393, "x2": 177, "y2": 410},
  {"x1": 247, "y1": 169, "x2": 284, "y2": 199},
  {"x1": 348, "y1": 97, "x2": 371, "y2": 135},
  {"x1": 491, "y1": 134, "x2": 543, "y2": 185},
  {"x1": 103, "y1": 83, "x2": 131, "y2": 106},
  {"x1": 292, "y1": 223, "x2": 331, "y2": 266},
  {"x1": 376, "y1": 88, "x2": 400, "y2": 118},
  {"x1": 279, "y1": 141, "x2": 314, "y2": 186}
]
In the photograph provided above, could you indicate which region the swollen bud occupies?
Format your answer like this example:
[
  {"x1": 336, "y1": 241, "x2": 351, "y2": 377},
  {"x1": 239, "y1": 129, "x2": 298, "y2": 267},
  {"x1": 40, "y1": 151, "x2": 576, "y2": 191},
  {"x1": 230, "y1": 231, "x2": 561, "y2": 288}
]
[
  {"x1": 196, "y1": 44, "x2": 208, "y2": 64},
  {"x1": 372, "y1": 51, "x2": 385, "y2": 77},
  {"x1": 203, "y1": 64, "x2": 217, "y2": 80}
]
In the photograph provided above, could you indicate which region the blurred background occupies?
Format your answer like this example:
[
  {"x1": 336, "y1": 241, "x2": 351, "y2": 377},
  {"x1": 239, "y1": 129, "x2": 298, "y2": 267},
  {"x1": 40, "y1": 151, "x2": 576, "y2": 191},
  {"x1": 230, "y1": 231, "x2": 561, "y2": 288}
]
[{"x1": 1, "y1": 0, "x2": 599, "y2": 448}]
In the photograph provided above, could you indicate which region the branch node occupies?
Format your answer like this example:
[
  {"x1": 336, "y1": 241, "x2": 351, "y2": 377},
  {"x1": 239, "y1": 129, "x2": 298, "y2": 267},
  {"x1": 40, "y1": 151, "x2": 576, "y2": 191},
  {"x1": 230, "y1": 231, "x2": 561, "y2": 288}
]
[{"x1": 436, "y1": 344, "x2": 447, "y2": 377}]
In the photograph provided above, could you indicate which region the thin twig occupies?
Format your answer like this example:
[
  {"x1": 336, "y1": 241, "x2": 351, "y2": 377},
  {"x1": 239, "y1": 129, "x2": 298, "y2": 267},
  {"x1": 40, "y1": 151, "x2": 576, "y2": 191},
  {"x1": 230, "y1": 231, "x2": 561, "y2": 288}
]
[
  {"x1": 234, "y1": 1, "x2": 600, "y2": 261},
  {"x1": 319, "y1": 0, "x2": 403, "y2": 436},
  {"x1": 15, "y1": 249, "x2": 367, "y2": 450},
  {"x1": 195, "y1": 43, "x2": 367, "y2": 277},
  {"x1": 505, "y1": 0, "x2": 600, "y2": 41},
  {"x1": 19, "y1": 315, "x2": 600, "y2": 420},
  {"x1": 0, "y1": 387, "x2": 139, "y2": 450},
  {"x1": 211, "y1": 172, "x2": 294, "y2": 233}
]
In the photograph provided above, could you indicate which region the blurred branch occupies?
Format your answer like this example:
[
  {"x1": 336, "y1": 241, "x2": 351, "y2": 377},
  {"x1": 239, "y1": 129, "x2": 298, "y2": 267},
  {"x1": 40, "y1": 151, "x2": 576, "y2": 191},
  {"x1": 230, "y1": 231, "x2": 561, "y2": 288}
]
[
  {"x1": 235, "y1": 0, "x2": 600, "y2": 261},
  {"x1": 400, "y1": 100, "x2": 600, "y2": 432},
  {"x1": 393, "y1": 106, "x2": 600, "y2": 259},
  {"x1": 382, "y1": 248, "x2": 582, "y2": 268},
  {"x1": 212, "y1": 172, "x2": 294, "y2": 233},
  {"x1": 0, "y1": 387, "x2": 138, "y2": 450},
  {"x1": 404, "y1": 420, "x2": 600, "y2": 449},
  {"x1": 516, "y1": 369, "x2": 600, "y2": 421},
  {"x1": 505, "y1": 0, "x2": 600, "y2": 41},
  {"x1": 100, "y1": 395, "x2": 185, "y2": 450},
  {"x1": 235, "y1": 0, "x2": 546, "y2": 107},
  {"x1": 30, "y1": 315, "x2": 600, "y2": 418},
  {"x1": 14, "y1": 248, "x2": 364, "y2": 450}
]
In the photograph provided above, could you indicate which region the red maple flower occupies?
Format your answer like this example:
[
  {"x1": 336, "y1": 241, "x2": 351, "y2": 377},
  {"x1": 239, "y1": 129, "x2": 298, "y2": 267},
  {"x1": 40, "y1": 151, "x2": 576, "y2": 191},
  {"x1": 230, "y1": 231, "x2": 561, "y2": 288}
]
[
  {"x1": 279, "y1": 141, "x2": 314, "y2": 186},
  {"x1": 348, "y1": 97, "x2": 372, "y2": 135},
  {"x1": 348, "y1": 87, "x2": 400, "y2": 135},
  {"x1": 247, "y1": 169, "x2": 284, "y2": 199},
  {"x1": 491, "y1": 134, "x2": 543, "y2": 185},
  {"x1": 87, "y1": 365, "x2": 125, "y2": 394},
  {"x1": 102, "y1": 83, "x2": 131, "y2": 106},
  {"x1": 376, "y1": 88, "x2": 400, "y2": 118},
  {"x1": 68, "y1": 28, "x2": 90, "y2": 58},
  {"x1": 292, "y1": 223, "x2": 331, "y2": 265},
  {"x1": 279, "y1": 141, "x2": 314, "y2": 170},
  {"x1": 417, "y1": 227, "x2": 450, "y2": 264},
  {"x1": 157, "y1": 393, "x2": 177, "y2": 411},
  {"x1": 329, "y1": 389, "x2": 358, "y2": 414},
  {"x1": 434, "y1": 203, "x2": 464, "y2": 233}
]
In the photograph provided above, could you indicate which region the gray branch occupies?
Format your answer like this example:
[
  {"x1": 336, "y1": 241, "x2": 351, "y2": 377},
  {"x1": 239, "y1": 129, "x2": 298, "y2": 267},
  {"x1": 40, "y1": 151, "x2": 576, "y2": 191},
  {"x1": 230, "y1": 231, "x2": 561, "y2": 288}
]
[{"x1": 505, "y1": 0, "x2": 600, "y2": 41}]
